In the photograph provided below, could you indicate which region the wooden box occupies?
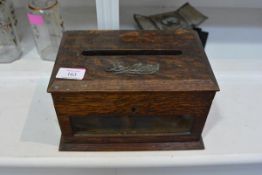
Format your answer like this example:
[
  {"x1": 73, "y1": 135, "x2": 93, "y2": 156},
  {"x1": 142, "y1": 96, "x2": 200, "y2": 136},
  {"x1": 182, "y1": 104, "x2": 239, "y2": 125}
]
[{"x1": 47, "y1": 30, "x2": 219, "y2": 151}]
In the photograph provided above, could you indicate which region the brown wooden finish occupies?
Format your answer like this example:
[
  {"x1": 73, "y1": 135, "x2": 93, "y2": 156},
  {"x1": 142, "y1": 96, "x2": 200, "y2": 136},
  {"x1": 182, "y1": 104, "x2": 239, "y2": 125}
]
[
  {"x1": 48, "y1": 30, "x2": 219, "y2": 151},
  {"x1": 47, "y1": 30, "x2": 219, "y2": 92},
  {"x1": 59, "y1": 136, "x2": 204, "y2": 151}
]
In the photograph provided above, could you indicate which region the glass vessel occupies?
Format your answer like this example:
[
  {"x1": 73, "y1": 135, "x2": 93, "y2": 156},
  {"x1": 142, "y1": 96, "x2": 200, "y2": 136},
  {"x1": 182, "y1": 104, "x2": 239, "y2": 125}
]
[
  {"x1": 1, "y1": 0, "x2": 19, "y2": 37},
  {"x1": 27, "y1": 0, "x2": 64, "y2": 61},
  {"x1": 0, "y1": 0, "x2": 22, "y2": 63}
]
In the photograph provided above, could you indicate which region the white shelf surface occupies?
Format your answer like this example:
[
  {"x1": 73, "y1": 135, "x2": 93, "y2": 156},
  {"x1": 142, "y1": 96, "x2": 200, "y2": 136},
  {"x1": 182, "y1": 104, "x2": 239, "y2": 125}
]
[{"x1": 0, "y1": 7, "x2": 262, "y2": 168}]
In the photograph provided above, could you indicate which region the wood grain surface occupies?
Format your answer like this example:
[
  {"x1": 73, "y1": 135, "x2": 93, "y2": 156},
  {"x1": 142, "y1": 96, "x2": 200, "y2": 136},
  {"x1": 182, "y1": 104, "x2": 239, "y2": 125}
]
[{"x1": 48, "y1": 30, "x2": 219, "y2": 151}]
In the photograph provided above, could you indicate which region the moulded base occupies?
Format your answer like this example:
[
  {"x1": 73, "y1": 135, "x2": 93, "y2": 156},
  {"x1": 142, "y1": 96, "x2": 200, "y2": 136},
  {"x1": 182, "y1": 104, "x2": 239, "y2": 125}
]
[{"x1": 59, "y1": 136, "x2": 204, "y2": 151}]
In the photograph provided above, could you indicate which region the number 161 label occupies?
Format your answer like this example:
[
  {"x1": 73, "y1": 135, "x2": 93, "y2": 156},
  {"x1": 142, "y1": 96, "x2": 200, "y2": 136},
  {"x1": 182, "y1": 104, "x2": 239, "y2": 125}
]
[{"x1": 56, "y1": 68, "x2": 86, "y2": 80}]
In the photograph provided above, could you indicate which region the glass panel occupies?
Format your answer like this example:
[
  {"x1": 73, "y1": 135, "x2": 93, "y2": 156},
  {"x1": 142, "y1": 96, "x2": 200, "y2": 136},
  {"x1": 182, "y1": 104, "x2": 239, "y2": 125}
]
[{"x1": 70, "y1": 115, "x2": 193, "y2": 136}]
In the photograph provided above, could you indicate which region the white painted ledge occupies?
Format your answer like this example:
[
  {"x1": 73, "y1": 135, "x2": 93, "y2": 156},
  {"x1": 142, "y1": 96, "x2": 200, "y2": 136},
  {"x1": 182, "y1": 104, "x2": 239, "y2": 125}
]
[{"x1": 0, "y1": 154, "x2": 262, "y2": 168}]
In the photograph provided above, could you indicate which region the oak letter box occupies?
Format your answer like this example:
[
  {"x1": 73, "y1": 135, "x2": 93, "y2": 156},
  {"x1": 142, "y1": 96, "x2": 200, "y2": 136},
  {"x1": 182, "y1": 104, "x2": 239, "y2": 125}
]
[{"x1": 47, "y1": 30, "x2": 219, "y2": 151}]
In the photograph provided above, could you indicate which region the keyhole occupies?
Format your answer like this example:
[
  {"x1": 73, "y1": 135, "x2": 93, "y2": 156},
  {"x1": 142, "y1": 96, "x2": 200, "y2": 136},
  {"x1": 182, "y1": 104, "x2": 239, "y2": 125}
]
[{"x1": 131, "y1": 107, "x2": 137, "y2": 113}]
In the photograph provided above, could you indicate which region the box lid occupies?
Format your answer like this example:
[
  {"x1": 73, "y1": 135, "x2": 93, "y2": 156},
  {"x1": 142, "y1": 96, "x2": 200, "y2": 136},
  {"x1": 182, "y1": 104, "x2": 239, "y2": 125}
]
[{"x1": 47, "y1": 30, "x2": 219, "y2": 92}]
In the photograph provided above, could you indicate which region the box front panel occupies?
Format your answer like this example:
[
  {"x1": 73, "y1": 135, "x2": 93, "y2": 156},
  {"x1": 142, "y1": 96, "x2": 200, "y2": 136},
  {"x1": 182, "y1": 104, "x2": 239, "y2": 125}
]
[{"x1": 53, "y1": 91, "x2": 215, "y2": 143}]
